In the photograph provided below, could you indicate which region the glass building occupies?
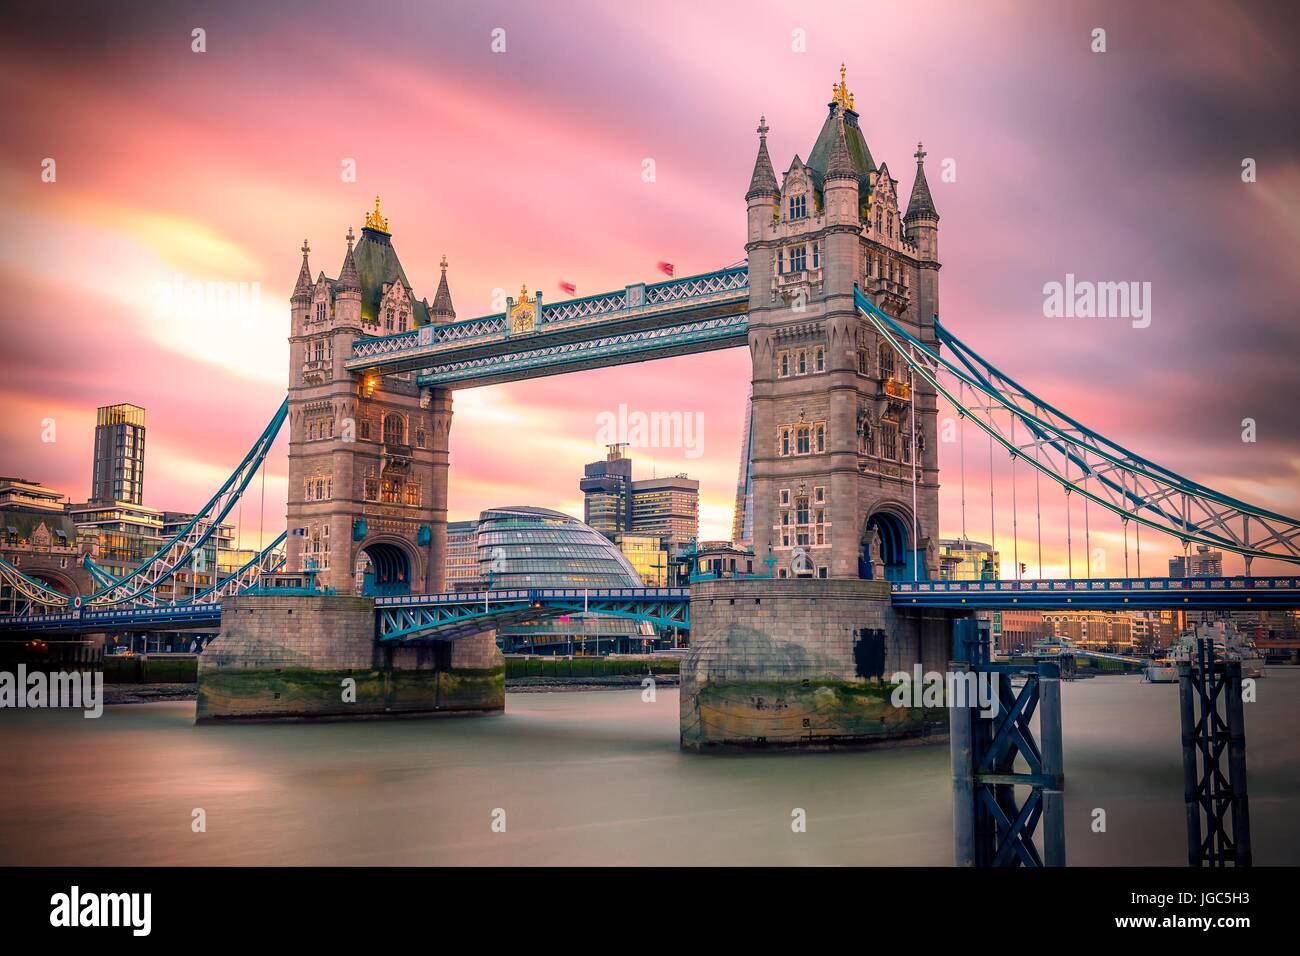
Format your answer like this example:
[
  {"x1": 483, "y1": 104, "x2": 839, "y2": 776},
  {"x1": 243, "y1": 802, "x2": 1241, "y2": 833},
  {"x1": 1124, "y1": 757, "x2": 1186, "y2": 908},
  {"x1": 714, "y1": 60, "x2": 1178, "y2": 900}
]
[
  {"x1": 91, "y1": 404, "x2": 146, "y2": 505},
  {"x1": 474, "y1": 506, "x2": 662, "y2": 654}
]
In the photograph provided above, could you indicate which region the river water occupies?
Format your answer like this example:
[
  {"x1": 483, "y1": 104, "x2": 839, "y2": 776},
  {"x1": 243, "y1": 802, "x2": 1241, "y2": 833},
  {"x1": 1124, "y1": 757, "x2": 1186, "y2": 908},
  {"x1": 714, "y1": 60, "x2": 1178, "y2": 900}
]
[{"x1": 2, "y1": 671, "x2": 1298, "y2": 866}]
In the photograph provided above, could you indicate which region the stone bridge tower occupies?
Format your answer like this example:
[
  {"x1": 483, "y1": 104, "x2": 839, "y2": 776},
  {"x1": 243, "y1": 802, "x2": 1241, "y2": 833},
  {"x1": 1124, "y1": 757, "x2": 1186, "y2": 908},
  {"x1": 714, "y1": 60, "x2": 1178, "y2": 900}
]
[
  {"x1": 682, "y1": 66, "x2": 951, "y2": 750},
  {"x1": 286, "y1": 198, "x2": 454, "y2": 596},
  {"x1": 743, "y1": 65, "x2": 941, "y2": 583}
]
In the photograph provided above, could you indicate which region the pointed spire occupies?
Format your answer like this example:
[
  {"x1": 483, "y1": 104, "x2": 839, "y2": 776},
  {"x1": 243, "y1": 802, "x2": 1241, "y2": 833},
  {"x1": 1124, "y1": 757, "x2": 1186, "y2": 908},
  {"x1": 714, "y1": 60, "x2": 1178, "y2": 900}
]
[
  {"x1": 337, "y1": 226, "x2": 361, "y2": 292},
  {"x1": 825, "y1": 110, "x2": 856, "y2": 182},
  {"x1": 745, "y1": 115, "x2": 779, "y2": 200},
  {"x1": 292, "y1": 239, "x2": 313, "y2": 299},
  {"x1": 431, "y1": 253, "x2": 455, "y2": 321},
  {"x1": 904, "y1": 142, "x2": 939, "y2": 220}
]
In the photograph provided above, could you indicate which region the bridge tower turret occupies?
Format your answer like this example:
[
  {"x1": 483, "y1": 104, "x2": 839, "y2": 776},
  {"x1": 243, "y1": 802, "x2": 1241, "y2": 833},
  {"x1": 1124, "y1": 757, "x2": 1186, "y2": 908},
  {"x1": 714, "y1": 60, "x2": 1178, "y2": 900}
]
[
  {"x1": 743, "y1": 66, "x2": 941, "y2": 582},
  {"x1": 285, "y1": 197, "x2": 453, "y2": 596}
]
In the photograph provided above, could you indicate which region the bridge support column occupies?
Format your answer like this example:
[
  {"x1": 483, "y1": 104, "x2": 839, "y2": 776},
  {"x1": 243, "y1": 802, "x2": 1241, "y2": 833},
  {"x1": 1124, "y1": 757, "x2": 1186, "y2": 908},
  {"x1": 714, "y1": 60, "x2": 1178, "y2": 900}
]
[
  {"x1": 679, "y1": 578, "x2": 951, "y2": 750},
  {"x1": 196, "y1": 592, "x2": 503, "y2": 722}
]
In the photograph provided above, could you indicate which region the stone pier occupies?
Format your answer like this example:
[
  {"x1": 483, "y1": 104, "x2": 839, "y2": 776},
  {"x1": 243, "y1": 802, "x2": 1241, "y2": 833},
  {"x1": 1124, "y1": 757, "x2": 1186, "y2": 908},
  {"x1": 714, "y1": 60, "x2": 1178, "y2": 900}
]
[
  {"x1": 680, "y1": 578, "x2": 955, "y2": 750},
  {"x1": 197, "y1": 592, "x2": 504, "y2": 722}
]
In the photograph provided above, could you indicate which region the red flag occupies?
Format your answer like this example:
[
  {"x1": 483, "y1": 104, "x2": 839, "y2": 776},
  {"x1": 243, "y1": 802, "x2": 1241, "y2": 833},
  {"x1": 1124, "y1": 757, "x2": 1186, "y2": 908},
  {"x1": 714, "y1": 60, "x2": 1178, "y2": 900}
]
[
  {"x1": 657, "y1": 261, "x2": 675, "y2": 277},
  {"x1": 559, "y1": 281, "x2": 577, "y2": 295}
]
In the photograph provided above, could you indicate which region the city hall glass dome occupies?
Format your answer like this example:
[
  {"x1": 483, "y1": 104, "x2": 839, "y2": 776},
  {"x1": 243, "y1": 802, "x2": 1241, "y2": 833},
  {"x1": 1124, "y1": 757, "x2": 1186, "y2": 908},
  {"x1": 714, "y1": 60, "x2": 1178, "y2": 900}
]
[{"x1": 476, "y1": 506, "x2": 642, "y2": 589}]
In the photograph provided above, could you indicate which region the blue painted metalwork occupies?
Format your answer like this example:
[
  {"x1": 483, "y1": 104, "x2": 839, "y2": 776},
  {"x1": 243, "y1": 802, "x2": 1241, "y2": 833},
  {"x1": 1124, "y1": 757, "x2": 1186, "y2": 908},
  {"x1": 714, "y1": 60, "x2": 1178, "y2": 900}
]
[
  {"x1": 374, "y1": 587, "x2": 690, "y2": 641},
  {"x1": 345, "y1": 265, "x2": 750, "y2": 381},
  {"x1": 856, "y1": 288, "x2": 1300, "y2": 565},
  {"x1": 950, "y1": 617, "x2": 1065, "y2": 867},
  {"x1": 891, "y1": 576, "x2": 1300, "y2": 609},
  {"x1": 417, "y1": 313, "x2": 749, "y2": 388}
]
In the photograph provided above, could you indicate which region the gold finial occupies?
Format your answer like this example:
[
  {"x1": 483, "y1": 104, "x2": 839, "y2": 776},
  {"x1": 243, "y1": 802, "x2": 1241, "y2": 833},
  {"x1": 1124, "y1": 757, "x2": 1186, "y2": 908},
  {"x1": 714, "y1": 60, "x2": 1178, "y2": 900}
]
[
  {"x1": 440, "y1": 254, "x2": 448, "y2": 272},
  {"x1": 518, "y1": 283, "x2": 530, "y2": 302},
  {"x1": 832, "y1": 62, "x2": 854, "y2": 112},
  {"x1": 364, "y1": 194, "x2": 389, "y2": 233}
]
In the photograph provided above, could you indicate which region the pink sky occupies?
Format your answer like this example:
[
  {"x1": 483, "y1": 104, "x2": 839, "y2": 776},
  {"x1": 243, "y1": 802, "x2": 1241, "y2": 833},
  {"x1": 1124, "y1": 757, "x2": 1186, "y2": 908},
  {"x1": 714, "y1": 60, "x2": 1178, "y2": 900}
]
[{"x1": 2, "y1": 0, "x2": 1298, "y2": 576}]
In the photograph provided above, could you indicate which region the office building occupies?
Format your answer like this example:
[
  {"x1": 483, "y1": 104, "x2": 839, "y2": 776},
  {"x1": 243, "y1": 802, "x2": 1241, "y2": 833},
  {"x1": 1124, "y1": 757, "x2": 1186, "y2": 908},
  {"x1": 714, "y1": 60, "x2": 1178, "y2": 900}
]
[{"x1": 90, "y1": 403, "x2": 146, "y2": 505}]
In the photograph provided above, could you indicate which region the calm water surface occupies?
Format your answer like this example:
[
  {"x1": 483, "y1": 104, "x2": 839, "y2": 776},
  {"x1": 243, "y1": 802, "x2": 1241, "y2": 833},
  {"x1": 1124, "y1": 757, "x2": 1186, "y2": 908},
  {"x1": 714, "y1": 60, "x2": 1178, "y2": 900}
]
[{"x1": 2, "y1": 671, "x2": 1298, "y2": 865}]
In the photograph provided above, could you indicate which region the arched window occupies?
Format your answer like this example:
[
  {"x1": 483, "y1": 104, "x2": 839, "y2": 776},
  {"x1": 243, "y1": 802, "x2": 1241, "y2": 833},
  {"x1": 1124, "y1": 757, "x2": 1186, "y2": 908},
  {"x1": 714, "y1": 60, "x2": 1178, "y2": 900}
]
[
  {"x1": 879, "y1": 343, "x2": 896, "y2": 380},
  {"x1": 383, "y1": 413, "x2": 405, "y2": 445},
  {"x1": 415, "y1": 428, "x2": 426, "y2": 448}
]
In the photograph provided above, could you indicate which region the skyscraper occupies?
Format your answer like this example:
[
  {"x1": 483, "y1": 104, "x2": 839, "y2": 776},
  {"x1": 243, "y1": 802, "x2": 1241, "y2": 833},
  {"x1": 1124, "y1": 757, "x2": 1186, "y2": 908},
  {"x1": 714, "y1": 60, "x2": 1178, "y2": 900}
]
[
  {"x1": 1169, "y1": 545, "x2": 1223, "y2": 578},
  {"x1": 91, "y1": 403, "x2": 146, "y2": 505},
  {"x1": 579, "y1": 445, "x2": 699, "y2": 554}
]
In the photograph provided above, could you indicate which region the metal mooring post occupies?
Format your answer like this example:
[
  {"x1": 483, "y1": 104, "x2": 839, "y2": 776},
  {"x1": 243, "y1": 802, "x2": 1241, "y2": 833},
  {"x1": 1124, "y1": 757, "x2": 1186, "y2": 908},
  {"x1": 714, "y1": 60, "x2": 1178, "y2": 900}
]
[
  {"x1": 1178, "y1": 638, "x2": 1251, "y2": 866},
  {"x1": 949, "y1": 616, "x2": 1065, "y2": 867}
]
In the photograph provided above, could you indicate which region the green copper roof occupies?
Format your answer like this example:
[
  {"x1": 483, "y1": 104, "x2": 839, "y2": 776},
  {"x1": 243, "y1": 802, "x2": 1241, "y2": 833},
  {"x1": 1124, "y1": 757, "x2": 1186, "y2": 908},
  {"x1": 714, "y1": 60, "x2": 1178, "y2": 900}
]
[
  {"x1": 353, "y1": 227, "x2": 430, "y2": 326},
  {"x1": 806, "y1": 104, "x2": 875, "y2": 193}
]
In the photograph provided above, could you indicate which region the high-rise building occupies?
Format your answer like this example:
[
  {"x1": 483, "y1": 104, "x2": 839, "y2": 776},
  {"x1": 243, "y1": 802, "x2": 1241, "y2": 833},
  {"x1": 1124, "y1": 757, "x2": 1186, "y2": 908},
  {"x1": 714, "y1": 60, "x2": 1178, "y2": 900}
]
[
  {"x1": 615, "y1": 533, "x2": 669, "y2": 586},
  {"x1": 731, "y1": 389, "x2": 754, "y2": 549},
  {"x1": 1169, "y1": 545, "x2": 1223, "y2": 578},
  {"x1": 579, "y1": 445, "x2": 700, "y2": 556},
  {"x1": 90, "y1": 404, "x2": 146, "y2": 505},
  {"x1": 579, "y1": 444, "x2": 633, "y2": 537},
  {"x1": 629, "y1": 475, "x2": 699, "y2": 554}
]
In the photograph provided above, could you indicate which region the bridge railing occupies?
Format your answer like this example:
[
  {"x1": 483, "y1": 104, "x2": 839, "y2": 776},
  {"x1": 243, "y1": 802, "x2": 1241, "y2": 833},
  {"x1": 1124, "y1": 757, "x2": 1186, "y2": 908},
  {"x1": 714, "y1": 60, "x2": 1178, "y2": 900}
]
[
  {"x1": 891, "y1": 576, "x2": 1300, "y2": 594},
  {"x1": 348, "y1": 266, "x2": 749, "y2": 364}
]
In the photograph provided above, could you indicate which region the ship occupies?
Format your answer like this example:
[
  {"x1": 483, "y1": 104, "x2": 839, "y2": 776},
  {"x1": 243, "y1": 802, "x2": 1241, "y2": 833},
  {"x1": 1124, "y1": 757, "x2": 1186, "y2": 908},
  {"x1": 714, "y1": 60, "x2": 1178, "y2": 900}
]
[{"x1": 1144, "y1": 622, "x2": 1264, "y2": 683}]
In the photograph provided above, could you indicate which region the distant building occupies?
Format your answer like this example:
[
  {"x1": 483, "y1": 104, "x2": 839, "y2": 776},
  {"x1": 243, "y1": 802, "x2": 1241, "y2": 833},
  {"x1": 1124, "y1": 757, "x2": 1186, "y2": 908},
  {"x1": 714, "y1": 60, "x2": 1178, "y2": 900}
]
[
  {"x1": 615, "y1": 533, "x2": 669, "y2": 586},
  {"x1": 1169, "y1": 545, "x2": 1223, "y2": 578},
  {"x1": 580, "y1": 444, "x2": 633, "y2": 538},
  {"x1": 0, "y1": 478, "x2": 94, "y2": 616},
  {"x1": 91, "y1": 404, "x2": 146, "y2": 505},
  {"x1": 986, "y1": 608, "x2": 1048, "y2": 656},
  {"x1": 938, "y1": 538, "x2": 1000, "y2": 580},
  {"x1": 0, "y1": 476, "x2": 67, "y2": 514},
  {"x1": 446, "y1": 519, "x2": 481, "y2": 590},
  {"x1": 629, "y1": 474, "x2": 699, "y2": 555},
  {"x1": 731, "y1": 390, "x2": 754, "y2": 549}
]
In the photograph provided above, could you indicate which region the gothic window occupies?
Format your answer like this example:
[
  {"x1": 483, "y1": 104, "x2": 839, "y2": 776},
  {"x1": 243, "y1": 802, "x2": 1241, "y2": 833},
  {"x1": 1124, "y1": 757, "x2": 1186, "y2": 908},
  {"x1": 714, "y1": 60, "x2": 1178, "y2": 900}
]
[
  {"x1": 385, "y1": 309, "x2": 395, "y2": 332},
  {"x1": 315, "y1": 302, "x2": 326, "y2": 322},
  {"x1": 780, "y1": 489, "x2": 790, "y2": 506},
  {"x1": 815, "y1": 423, "x2": 826, "y2": 453},
  {"x1": 415, "y1": 428, "x2": 426, "y2": 448},
  {"x1": 779, "y1": 351, "x2": 790, "y2": 377},
  {"x1": 314, "y1": 339, "x2": 325, "y2": 363},
  {"x1": 789, "y1": 245, "x2": 807, "y2": 272},
  {"x1": 880, "y1": 422, "x2": 898, "y2": 460},
  {"x1": 796, "y1": 425, "x2": 811, "y2": 455},
  {"x1": 777, "y1": 248, "x2": 785, "y2": 274},
  {"x1": 879, "y1": 343, "x2": 896, "y2": 380},
  {"x1": 814, "y1": 486, "x2": 825, "y2": 503},
  {"x1": 359, "y1": 420, "x2": 371, "y2": 440},
  {"x1": 381, "y1": 479, "x2": 401, "y2": 504},
  {"x1": 811, "y1": 242, "x2": 820, "y2": 269},
  {"x1": 815, "y1": 346, "x2": 825, "y2": 372},
  {"x1": 404, "y1": 481, "x2": 420, "y2": 506},
  {"x1": 780, "y1": 427, "x2": 791, "y2": 456},
  {"x1": 789, "y1": 194, "x2": 807, "y2": 220},
  {"x1": 383, "y1": 413, "x2": 405, "y2": 445},
  {"x1": 797, "y1": 349, "x2": 807, "y2": 375},
  {"x1": 363, "y1": 478, "x2": 378, "y2": 501},
  {"x1": 308, "y1": 423, "x2": 316, "y2": 441},
  {"x1": 858, "y1": 348, "x2": 870, "y2": 374},
  {"x1": 902, "y1": 431, "x2": 912, "y2": 464},
  {"x1": 399, "y1": 311, "x2": 408, "y2": 333}
]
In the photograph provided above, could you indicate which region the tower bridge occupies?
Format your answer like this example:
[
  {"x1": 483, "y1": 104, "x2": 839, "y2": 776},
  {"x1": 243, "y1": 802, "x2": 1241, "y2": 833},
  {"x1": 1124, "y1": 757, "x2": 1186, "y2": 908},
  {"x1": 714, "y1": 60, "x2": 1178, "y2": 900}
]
[{"x1": 2, "y1": 66, "x2": 1297, "y2": 745}]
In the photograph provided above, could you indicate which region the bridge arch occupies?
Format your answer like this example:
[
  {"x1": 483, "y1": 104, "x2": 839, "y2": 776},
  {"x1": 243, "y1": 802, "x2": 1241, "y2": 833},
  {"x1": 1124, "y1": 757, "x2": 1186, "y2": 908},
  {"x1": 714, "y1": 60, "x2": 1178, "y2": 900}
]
[
  {"x1": 354, "y1": 535, "x2": 421, "y2": 597},
  {"x1": 861, "y1": 505, "x2": 915, "y2": 582}
]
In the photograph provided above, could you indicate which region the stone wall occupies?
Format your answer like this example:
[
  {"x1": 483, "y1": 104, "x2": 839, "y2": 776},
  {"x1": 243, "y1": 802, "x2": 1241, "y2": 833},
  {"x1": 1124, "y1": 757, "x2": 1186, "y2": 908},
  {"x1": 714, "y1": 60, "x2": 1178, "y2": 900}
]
[
  {"x1": 680, "y1": 577, "x2": 955, "y2": 749},
  {"x1": 197, "y1": 592, "x2": 503, "y2": 722}
]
